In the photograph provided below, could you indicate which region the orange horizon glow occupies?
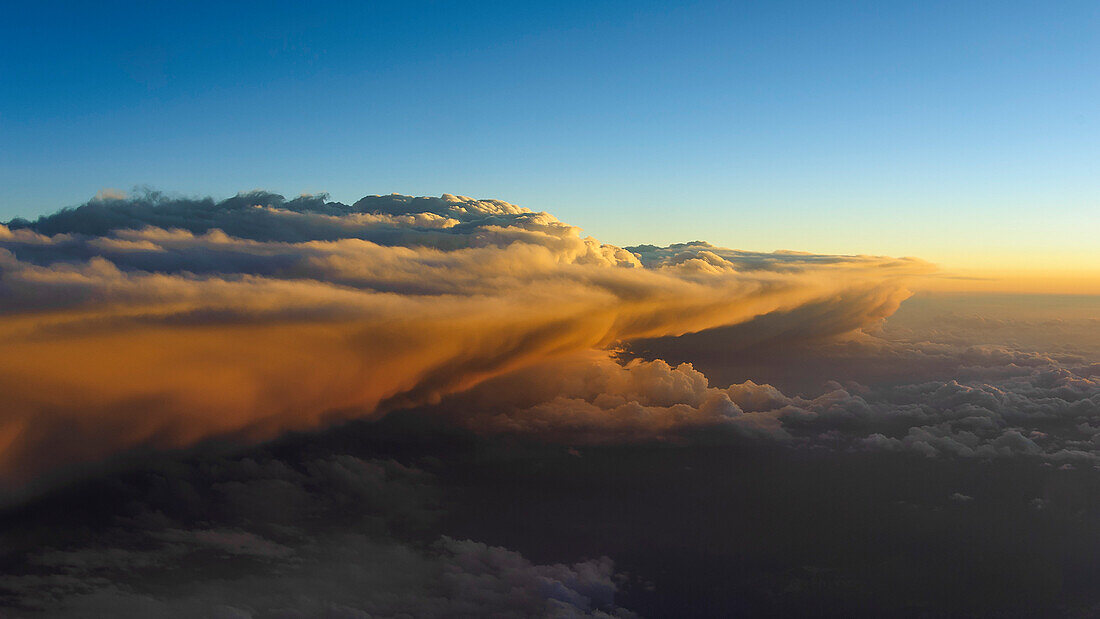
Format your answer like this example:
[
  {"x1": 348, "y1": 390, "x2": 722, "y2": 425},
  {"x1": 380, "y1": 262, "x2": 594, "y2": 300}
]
[{"x1": 913, "y1": 265, "x2": 1100, "y2": 295}]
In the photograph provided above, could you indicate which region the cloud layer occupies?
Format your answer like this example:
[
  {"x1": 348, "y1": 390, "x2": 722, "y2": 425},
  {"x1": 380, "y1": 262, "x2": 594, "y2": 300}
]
[
  {"x1": 0, "y1": 450, "x2": 631, "y2": 618},
  {"x1": 0, "y1": 191, "x2": 926, "y2": 491}
]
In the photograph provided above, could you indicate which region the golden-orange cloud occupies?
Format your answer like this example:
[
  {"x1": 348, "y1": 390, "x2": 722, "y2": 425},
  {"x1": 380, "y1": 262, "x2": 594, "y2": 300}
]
[{"x1": 0, "y1": 192, "x2": 931, "y2": 492}]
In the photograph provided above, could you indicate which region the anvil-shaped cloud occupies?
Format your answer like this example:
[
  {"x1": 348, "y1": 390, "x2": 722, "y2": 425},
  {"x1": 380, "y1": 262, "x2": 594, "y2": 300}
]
[{"x1": 0, "y1": 191, "x2": 929, "y2": 491}]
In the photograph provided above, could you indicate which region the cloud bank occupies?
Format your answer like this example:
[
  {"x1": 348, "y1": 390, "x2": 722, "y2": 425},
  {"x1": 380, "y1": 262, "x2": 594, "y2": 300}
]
[{"x1": 0, "y1": 191, "x2": 927, "y2": 492}]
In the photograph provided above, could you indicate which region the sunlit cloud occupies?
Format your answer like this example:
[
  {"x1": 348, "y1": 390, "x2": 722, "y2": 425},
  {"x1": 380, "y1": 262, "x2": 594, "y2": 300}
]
[{"x1": 0, "y1": 191, "x2": 929, "y2": 493}]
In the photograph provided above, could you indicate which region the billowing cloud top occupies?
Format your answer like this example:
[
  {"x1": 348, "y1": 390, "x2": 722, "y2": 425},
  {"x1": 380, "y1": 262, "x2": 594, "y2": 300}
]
[{"x1": 0, "y1": 191, "x2": 929, "y2": 491}]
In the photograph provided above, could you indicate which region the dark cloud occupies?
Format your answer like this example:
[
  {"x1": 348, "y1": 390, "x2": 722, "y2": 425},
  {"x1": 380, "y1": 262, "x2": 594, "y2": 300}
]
[
  {"x1": 0, "y1": 443, "x2": 632, "y2": 618},
  {"x1": 8, "y1": 401, "x2": 1100, "y2": 617}
]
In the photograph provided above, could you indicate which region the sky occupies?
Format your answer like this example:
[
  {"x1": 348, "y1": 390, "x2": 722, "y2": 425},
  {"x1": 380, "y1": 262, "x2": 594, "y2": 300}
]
[{"x1": 2, "y1": 0, "x2": 1098, "y2": 289}]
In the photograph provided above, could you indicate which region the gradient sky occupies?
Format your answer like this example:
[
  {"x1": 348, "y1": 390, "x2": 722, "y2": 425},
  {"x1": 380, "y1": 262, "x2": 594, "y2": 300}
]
[{"x1": 2, "y1": 0, "x2": 1098, "y2": 284}]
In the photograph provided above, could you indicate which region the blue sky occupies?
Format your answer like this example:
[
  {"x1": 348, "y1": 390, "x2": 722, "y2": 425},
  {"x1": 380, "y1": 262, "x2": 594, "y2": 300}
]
[{"x1": 1, "y1": 0, "x2": 1097, "y2": 266}]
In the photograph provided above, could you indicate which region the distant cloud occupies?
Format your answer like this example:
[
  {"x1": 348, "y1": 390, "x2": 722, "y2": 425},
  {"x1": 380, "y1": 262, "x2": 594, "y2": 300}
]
[
  {"x1": 448, "y1": 334, "x2": 1100, "y2": 466},
  {"x1": 93, "y1": 188, "x2": 127, "y2": 201}
]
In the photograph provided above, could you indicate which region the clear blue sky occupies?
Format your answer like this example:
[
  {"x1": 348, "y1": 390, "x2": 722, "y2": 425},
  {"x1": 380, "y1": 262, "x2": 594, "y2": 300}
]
[{"x1": 2, "y1": 0, "x2": 1097, "y2": 263}]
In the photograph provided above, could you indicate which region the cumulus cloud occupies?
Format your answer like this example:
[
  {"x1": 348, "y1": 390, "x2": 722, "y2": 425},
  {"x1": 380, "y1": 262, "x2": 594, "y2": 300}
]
[
  {"x1": 0, "y1": 190, "x2": 927, "y2": 493},
  {"x1": 449, "y1": 332, "x2": 1100, "y2": 467},
  {"x1": 439, "y1": 351, "x2": 790, "y2": 443}
]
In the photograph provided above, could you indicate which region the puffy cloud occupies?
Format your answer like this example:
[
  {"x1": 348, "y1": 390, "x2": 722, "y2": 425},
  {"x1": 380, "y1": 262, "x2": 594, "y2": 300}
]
[
  {"x1": 439, "y1": 351, "x2": 791, "y2": 443},
  {"x1": 431, "y1": 329, "x2": 1100, "y2": 466},
  {"x1": 0, "y1": 191, "x2": 926, "y2": 493}
]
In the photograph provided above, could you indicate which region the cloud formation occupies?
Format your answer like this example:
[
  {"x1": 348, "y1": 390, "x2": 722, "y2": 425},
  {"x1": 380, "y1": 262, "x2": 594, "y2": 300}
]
[
  {"x1": 0, "y1": 191, "x2": 926, "y2": 492},
  {"x1": 447, "y1": 324, "x2": 1100, "y2": 468}
]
